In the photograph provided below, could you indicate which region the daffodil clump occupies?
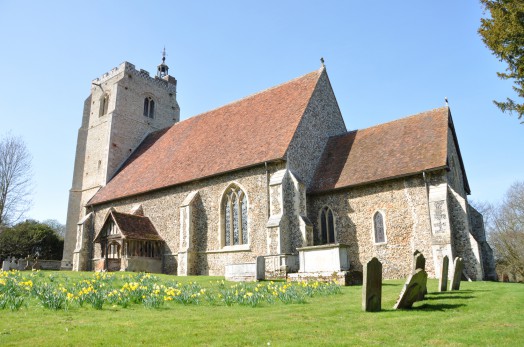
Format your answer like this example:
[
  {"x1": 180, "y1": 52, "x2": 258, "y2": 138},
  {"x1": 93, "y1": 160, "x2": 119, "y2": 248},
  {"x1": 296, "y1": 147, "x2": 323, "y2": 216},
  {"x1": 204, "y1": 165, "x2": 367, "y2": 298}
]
[{"x1": 0, "y1": 270, "x2": 341, "y2": 311}]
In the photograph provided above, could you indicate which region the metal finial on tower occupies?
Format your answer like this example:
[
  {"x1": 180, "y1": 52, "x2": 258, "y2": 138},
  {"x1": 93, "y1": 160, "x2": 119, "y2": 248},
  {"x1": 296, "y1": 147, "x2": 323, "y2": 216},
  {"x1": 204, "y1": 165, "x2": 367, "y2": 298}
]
[
  {"x1": 157, "y1": 47, "x2": 169, "y2": 78},
  {"x1": 320, "y1": 57, "x2": 325, "y2": 68},
  {"x1": 445, "y1": 97, "x2": 449, "y2": 107}
]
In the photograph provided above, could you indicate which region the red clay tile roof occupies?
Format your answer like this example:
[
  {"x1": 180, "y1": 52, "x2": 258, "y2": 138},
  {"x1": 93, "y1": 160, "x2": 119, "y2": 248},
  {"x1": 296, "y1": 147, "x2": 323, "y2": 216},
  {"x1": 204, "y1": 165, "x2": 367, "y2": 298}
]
[
  {"x1": 310, "y1": 107, "x2": 452, "y2": 193},
  {"x1": 105, "y1": 211, "x2": 163, "y2": 241},
  {"x1": 89, "y1": 69, "x2": 324, "y2": 205}
]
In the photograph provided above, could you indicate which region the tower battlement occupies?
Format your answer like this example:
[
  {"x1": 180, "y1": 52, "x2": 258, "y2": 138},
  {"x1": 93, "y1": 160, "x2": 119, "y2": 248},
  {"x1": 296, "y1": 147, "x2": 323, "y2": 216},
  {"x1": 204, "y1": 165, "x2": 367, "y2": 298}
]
[{"x1": 93, "y1": 61, "x2": 177, "y2": 93}]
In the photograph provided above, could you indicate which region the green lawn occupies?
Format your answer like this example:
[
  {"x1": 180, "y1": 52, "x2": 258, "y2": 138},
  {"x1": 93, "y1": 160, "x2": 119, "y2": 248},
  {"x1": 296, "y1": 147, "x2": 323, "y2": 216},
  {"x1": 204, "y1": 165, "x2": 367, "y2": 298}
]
[{"x1": 0, "y1": 271, "x2": 522, "y2": 346}]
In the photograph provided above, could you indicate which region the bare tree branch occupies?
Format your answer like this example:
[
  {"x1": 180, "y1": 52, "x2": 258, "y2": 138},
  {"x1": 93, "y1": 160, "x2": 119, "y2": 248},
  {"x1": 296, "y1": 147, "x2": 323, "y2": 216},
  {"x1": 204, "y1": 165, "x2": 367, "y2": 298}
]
[{"x1": 0, "y1": 134, "x2": 33, "y2": 228}]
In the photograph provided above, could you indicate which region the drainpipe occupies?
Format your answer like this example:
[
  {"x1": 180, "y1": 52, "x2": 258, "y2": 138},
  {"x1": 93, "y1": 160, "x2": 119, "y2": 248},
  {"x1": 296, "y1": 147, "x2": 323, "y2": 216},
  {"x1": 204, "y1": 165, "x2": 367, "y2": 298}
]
[
  {"x1": 265, "y1": 161, "x2": 270, "y2": 220},
  {"x1": 88, "y1": 205, "x2": 95, "y2": 271},
  {"x1": 423, "y1": 171, "x2": 433, "y2": 234}
]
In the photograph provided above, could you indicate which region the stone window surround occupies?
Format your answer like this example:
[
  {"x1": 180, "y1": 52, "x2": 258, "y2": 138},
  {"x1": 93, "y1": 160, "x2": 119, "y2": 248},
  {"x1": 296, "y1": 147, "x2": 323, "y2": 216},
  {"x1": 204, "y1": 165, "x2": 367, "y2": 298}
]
[
  {"x1": 372, "y1": 210, "x2": 387, "y2": 245},
  {"x1": 99, "y1": 93, "x2": 109, "y2": 117},
  {"x1": 218, "y1": 182, "x2": 250, "y2": 250},
  {"x1": 318, "y1": 206, "x2": 337, "y2": 245},
  {"x1": 143, "y1": 94, "x2": 156, "y2": 119}
]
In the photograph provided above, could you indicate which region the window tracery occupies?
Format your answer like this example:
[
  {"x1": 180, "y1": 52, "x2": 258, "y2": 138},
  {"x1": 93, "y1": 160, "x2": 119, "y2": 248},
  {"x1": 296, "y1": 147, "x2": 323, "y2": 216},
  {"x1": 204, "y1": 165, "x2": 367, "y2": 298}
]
[
  {"x1": 143, "y1": 96, "x2": 155, "y2": 118},
  {"x1": 319, "y1": 206, "x2": 335, "y2": 244},
  {"x1": 222, "y1": 185, "x2": 248, "y2": 247}
]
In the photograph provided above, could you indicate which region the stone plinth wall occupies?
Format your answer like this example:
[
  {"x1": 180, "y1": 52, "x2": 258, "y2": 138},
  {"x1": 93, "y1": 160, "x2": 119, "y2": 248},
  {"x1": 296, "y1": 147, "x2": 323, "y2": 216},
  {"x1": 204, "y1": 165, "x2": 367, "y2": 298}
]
[
  {"x1": 126, "y1": 257, "x2": 162, "y2": 273},
  {"x1": 288, "y1": 271, "x2": 361, "y2": 286}
]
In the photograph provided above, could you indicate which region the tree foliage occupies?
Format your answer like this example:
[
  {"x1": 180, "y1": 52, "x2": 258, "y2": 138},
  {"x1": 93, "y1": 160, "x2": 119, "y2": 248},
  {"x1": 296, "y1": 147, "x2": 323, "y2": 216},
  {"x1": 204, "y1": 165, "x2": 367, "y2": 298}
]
[
  {"x1": 0, "y1": 220, "x2": 63, "y2": 260},
  {"x1": 478, "y1": 0, "x2": 524, "y2": 122},
  {"x1": 475, "y1": 181, "x2": 524, "y2": 281},
  {"x1": 42, "y1": 219, "x2": 66, "y2": 238},
  {"x1": 0, "y1": 134, "x2": 32, "y2": 228}
]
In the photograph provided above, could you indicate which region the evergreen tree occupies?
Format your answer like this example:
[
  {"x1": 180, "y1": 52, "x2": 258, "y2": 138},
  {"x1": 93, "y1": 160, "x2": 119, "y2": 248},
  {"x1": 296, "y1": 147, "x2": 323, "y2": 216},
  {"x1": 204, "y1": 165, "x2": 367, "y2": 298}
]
[{"x1": 479, "y1": 0, "x2": 524, "y2": 123}]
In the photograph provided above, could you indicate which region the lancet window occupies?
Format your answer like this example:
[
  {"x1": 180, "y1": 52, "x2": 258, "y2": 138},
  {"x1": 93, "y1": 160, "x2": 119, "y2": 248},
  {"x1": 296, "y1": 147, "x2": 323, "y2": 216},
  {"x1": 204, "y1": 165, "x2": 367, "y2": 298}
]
[
  {"x1": 99, "y1": 93, "x2": 109, "y2": 116},
  {"x1": 373, "y1": 211, "x2": 386, "y2": 244},
  {"x1": 319, "y1": 206, "x2": 335, "y2": 244}
]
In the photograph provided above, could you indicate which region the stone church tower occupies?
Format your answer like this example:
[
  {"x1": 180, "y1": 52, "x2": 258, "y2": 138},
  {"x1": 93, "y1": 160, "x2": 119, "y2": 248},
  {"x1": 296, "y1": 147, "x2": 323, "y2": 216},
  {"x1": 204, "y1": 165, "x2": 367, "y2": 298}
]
[{"x1": 62, "y1": 54, "x2": 180, "y2": 270}]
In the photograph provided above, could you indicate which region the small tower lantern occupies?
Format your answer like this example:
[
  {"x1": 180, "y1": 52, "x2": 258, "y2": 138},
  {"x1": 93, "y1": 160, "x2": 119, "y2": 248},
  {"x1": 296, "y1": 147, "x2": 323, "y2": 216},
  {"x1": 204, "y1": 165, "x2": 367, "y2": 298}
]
[{"x1": 157, "y1": 47, "x2": 169, "y2": 78}]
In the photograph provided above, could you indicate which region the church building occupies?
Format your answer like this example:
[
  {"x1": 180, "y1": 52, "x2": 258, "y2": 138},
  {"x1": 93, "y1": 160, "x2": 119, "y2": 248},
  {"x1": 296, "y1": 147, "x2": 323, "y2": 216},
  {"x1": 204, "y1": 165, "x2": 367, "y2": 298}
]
[{"x1": 61, "y1": 55, "x2": 496, "y2": 281}]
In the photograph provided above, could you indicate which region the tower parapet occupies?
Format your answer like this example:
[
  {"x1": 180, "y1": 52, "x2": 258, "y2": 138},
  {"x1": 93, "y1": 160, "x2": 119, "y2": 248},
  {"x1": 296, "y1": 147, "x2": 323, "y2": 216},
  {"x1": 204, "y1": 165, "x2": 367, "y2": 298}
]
[{"x1": 93, "y1": 62, "x2": 177, "y2": 93}]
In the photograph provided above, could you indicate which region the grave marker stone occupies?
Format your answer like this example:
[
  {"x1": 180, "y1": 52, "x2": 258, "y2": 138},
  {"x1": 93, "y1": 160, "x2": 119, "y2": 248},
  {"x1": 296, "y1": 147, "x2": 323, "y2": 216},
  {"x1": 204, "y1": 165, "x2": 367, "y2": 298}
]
[
  {"x1": 2, "y1": 260, "x2": 9, "y2": 271},
  {"x1": 362, "y1": 257, "x2": 382, "y2": 312},
  {"x1": 414, "y1": 253, "x2": 426, "y2": 273},
  {"x1": 394, "y1": 268, "x2": 428, "y2": 309},
  {"x1": 412, "y1": 250, "x2": 421, "y2": 273},
  {"x1": 439, "y1": 255, "x2": 449, "y2": 292},
  {"x1": 450, "y1": 257, "x2": 463, "y2": 290}
]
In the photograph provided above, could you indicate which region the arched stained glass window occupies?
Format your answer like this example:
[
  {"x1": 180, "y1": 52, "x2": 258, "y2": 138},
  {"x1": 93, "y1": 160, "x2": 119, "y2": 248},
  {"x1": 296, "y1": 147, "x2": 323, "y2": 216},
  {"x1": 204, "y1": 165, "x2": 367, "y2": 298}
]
[
  {"x1": 319, "y1": 206, "x2": 335, "y2": 244},
  {"x1": 373, "y1": 211, "x2": 386, "y2": 243},
  {"x1": 222, "y1": 185, "x2": 248, "y2": 246}
]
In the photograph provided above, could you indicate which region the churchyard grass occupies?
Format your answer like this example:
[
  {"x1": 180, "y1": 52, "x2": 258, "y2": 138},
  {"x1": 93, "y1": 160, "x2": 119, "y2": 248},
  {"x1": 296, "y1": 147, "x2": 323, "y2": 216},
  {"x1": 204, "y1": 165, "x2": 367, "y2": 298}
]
[{"x1": 0, "y1": 271, "x2": 522, "y2": 346}]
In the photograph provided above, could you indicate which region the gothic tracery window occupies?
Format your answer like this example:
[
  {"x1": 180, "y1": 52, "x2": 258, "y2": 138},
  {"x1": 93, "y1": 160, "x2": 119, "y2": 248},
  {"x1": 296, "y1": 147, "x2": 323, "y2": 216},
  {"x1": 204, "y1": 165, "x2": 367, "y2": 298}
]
[
  {"x1": 373, "y1": 211, "x2": 386, "y2": 244},
  {"x1": 223, "y1": 185, "x2": 248, "y2": 247},
  {"x1": 143, "y1": 96, "x2": 155, "y2": 118},
  {"x1": 319, "y1": 206, "x2": 335, "y2": 244}
]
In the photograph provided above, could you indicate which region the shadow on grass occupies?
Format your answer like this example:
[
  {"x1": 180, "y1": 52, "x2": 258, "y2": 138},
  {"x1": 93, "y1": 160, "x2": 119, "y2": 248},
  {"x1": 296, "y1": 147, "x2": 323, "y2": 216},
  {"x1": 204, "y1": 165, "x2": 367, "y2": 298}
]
[
  {"x1": 424, "y1": 295, "x2": 475, "y2": 301},
  {"x1": 410, "y1": 303, "x2": 466, "y2": 311}
]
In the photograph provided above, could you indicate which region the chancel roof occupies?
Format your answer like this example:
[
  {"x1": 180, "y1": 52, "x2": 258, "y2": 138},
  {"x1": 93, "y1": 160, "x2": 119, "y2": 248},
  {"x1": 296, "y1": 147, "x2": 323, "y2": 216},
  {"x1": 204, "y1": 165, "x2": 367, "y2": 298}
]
[
  {"x1": 310, "y1": 107, "x2": 467, "y2": 193},
  {"x1": 89, "y1": 68, "x2": 324, "y2": 205}
]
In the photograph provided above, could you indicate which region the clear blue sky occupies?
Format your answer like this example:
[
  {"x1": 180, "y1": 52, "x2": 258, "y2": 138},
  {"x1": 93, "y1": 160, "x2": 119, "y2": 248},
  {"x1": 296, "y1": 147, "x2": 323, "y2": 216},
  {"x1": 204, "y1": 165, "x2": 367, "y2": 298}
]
[{"x1": 0, "y1": 1, "x2": 521, "y2": 224}]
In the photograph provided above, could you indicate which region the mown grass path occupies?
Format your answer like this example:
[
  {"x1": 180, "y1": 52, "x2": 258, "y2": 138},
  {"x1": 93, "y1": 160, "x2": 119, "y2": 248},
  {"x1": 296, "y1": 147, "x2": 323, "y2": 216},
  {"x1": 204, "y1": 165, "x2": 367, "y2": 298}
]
[{"x1": 0, "y1": 271, "x2": 522, "y2": 346}]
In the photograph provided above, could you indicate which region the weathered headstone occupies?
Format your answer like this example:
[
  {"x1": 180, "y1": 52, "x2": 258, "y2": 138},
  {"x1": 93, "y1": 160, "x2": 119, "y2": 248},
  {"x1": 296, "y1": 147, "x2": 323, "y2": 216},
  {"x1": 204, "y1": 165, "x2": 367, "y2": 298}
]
[
  {"x1": 394, "y1": 268, "x2": 428, "y2": 309},
  {"x1": 414, "y1": 252, "x2": 427, "y2": 299},
  {"x1": 362, "y1": 257, "x2": 382, "y2": 312},
  {"x1": 2, "y1": 260, "x2": 10, "y2": 271},
  {"x1": 450, "y1": 257, "x2": 463, "y2": 290},
  {"x1": 414, "y1": 253, "x2": 426, "y2": 273},
  {"x1": 439, "y1": 255, "x2": 449, "y2": 292},
  {"x1": 256, "y1": 256, "x2": 265, "y2": 281},
  {"x1": 412, "y1": 250, "x2": 421, "y2": 273}
]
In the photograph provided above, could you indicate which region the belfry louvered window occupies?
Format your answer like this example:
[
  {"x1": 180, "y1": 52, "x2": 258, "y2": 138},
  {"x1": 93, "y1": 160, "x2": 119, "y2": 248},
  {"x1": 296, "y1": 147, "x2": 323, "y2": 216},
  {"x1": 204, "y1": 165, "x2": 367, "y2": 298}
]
[
  {"x1": 223, "y1": 185, "x2": 248, "y2": 246},
  {"x1": 319, "y1": 206, "x2": 335, "y2": 244},
  {"x1": 143, "y1": 96, "x2": 155, "y2": 118}
]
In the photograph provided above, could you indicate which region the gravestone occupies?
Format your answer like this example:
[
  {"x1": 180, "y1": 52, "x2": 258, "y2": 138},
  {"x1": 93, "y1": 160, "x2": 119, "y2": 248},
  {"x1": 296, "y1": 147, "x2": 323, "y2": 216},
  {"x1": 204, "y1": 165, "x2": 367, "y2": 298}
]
[
  {"x1": 362, "y1": 257, "x2": 382, "y2": 312},
  {"x1": 412, "y1": 250, "x2": 421, "y2": 273},
  {"x1": 394, "y1": 268, "x2": 428, "y2": 309},
  {"x1": 414, "y1": 252, "x2": 426, "y2": 273},
  {"x1": 2, "y1": 260, "x2": 9, "y2": 271},
  {"x1": 256, "y1": 256, "x2": 265, "y2": 281},
  {"x1": 439, "y1": 255, "x2": 449, "y2": 292},
  {"x1": 414, "y1": 252, "x2": 427, "y2": 299},
  {"x1": 450, "y1": 257, "x2": 463, "y2": 290}
]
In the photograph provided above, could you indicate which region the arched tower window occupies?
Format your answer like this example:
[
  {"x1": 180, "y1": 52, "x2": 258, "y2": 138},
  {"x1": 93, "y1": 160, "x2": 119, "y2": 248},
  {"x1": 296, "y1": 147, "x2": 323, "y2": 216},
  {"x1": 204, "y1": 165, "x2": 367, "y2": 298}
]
[
  {"x1": 222, "y1": 185, "x2": 248, "y2": 247},
  {"x1": 319, "y1": 206, "x2": 335, "y2": 244},
  {"x1": 143, "y1": 96, "x2": 155, "y2": 118},
  {"x1": 373, "y1": 211, "x2": 386, "y2": 244},
  {"x1": 99, "y1": 93, "x2": 109, "y2": 116}
]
